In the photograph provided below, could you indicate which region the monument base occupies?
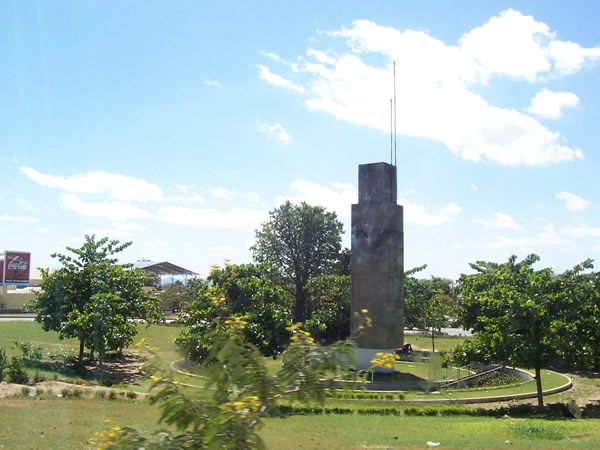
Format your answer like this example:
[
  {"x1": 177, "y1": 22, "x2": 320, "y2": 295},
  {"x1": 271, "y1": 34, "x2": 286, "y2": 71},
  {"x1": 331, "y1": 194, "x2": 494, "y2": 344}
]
[{"x1": 354, "y1": 347, "x2": 396, "y2": 373}]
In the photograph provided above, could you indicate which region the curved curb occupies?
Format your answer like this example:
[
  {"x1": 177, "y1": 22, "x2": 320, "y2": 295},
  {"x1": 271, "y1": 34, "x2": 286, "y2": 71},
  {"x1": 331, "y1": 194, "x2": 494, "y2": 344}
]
[{"x1": 407, "y1": 370, "x2": 573, "y2": 404}]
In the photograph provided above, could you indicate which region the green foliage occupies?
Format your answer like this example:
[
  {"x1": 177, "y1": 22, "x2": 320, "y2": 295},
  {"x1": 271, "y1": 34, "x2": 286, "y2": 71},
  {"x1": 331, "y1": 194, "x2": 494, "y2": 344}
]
[
  {"x1": 452, "y1": 254, "x2": 596, "y2": 410},
  {"x1": 28, "y1": 235, "x2": 164, "y2": 364},
  {"x1": 176, "y1": 263, "x2": 291, "y2": 360},
  {"x1": 404, "y1": 266, "x2": 456, "y2": 331},
  {"x1": 305, "y1": 274, "x2": 351, "y2": 343},
  {"x1": 357, "y1": 407, "x2": 399, "y2": 415},
  {"x1": 95, "y1": 320, "x2": 357, "y2": 448},
  {"x1": 13, "y1": 341, "x2": 43, "y2": 367},
  {"x1": 0, "y1": 347, "x2": 7, "y2": 382},
  {"x1": 157, "y1": 281, "x2": 188, "y2": 311},
  {"x1": 6, "y1": 357, "x2": 29, "y2": 384},
  {"x1": 251, "y1": 201, "x2": 344, "y2": 322}
]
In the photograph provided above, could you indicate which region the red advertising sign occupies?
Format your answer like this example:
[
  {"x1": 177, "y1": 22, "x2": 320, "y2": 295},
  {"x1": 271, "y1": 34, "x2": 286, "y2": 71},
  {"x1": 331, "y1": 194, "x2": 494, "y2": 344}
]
[{"x1": 4, "y1": 251, "x2": 31, "y2": 285}]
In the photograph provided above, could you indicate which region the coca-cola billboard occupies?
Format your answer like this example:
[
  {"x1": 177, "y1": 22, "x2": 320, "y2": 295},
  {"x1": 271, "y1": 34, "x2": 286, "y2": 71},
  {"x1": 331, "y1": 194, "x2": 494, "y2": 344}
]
[{"x1": 3, "y1": 251, "x2": 31, "y2": 285}]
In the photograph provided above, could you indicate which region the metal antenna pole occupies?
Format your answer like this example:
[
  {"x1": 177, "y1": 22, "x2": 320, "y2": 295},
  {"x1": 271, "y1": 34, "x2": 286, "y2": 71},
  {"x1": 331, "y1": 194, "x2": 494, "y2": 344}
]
[
  {"x1": 390, "y1": 99, "x2": 393, "y2": 166},
  {"x1": 394, "y1": 61, "x2": 397, "y2": 167}
]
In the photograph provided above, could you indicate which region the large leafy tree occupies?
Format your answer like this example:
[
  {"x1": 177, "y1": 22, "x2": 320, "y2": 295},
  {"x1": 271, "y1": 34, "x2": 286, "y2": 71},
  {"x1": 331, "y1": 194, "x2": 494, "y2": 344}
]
[
  {"x1": 452, "y1": 254, "x2": 590, "y2": 410},
  {"x1": 251, "y1": 201, "x2": 344, "y2": 322},
  {"x1": 176, "y1": 263, "x2": 291, "y2": 360},
  {"x1": 30, "y1": 235, "x2": 163, "y2": 364},
  {"x1": 305, "y1": 273, "x2": 351, "y2": 343}
]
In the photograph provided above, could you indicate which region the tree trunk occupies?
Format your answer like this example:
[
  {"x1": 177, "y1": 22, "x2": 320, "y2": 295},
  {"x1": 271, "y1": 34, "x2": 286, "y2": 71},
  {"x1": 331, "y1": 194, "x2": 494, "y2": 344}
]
[
  {"x1": 78, "y1": 340, "x2": 85, "y2": 364},
  {"x1": 535, "y1": 366, "x2": 544, "y2": 411},
  {"x1": 431, "y1": 327, "x2": 435, "y2": 353},
  {"x1": 294, "y1": 285, "x2": 306, "y2": 323}
]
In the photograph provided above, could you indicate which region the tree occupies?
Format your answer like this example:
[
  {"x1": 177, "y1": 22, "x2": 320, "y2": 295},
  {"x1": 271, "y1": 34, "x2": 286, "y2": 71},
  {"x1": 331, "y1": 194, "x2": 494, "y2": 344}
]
[
  {"x1": 176, "y1": 263, "x2": 292, "y2": 360},
  {"x1": 305, "y1": 274, "x2": 351, "y2": 343},
  {"x1": 29, "y1": 235, "x2": 163, "y2": 364},
  {"x1": 424, "y1": 293, "x2": 450, "y2": 353},
  {"x1": 91, "y1": 316, "x2": 357, "y2": 449},
  {"x1": 452, "y1": 254, "x2": 585, "y2": 410},
  {"x1": 548, "y1": 260, "x2": 599, "y2": 370},
  {"x1": 158, "y1": 281, "x2": 188, "y2": 312},
  {"x1": 251, "y1": 201, "x2": 344, "y2": 322}
]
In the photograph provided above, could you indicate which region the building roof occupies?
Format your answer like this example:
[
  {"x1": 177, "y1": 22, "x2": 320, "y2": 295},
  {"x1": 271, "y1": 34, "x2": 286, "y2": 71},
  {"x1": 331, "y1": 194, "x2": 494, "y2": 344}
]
[{"x1": 132, "y1": 261, "x2": 199, "y2": 277}]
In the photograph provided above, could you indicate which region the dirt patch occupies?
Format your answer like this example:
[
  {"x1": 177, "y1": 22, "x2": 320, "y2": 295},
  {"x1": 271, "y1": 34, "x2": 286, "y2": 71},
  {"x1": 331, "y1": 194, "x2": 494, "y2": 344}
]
[{"x1": 0, "y1": 352, "x2": 148, "y2": 398}]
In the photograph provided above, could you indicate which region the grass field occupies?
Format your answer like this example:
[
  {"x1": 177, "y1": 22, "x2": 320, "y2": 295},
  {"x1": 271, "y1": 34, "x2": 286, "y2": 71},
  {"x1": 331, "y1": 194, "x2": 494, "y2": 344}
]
[
  {"x1": 1, "y1": 320, "x2": 599, "y2": 449},
  {"x1": 1, "y1": 397, "x2": 599, "y2": 449}
]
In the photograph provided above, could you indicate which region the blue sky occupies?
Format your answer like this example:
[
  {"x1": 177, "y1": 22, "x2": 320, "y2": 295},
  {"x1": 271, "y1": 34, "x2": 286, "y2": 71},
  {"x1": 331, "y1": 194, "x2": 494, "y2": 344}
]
[{"x1": 1, "y1": 1, "x2": 599, "y2": 280}]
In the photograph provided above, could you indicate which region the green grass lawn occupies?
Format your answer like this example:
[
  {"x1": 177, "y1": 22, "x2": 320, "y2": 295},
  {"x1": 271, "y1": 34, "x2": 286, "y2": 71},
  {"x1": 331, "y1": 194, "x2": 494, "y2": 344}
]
[
  {"x1": 1, "y1": 321, "x2": 599, "y2": 449},
  {"x1": 1, "y1": 397, "x2": 599, "y2": 449}
]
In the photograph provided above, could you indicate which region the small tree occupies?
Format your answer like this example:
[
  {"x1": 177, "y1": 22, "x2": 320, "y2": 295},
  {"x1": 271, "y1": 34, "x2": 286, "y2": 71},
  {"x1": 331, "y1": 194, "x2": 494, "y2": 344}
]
[
  {"x1": 251, "y1": 201, "x2": 344, "y2": 322},
  {"x1": 91, "y1": 314, "x2": 357, "y2": 449},
  {"x1": 29, "y1": 235, "x2": 163, "y2": 365},
  {"x1": 424, "y1": 293, "x2": 450, "y2": 353},
  {"x1": 453, "y1": 254, "x2": 587, "y2": 410},
  {"x1": 176, "y1": 263, "x2": 291, "y2": 360}
]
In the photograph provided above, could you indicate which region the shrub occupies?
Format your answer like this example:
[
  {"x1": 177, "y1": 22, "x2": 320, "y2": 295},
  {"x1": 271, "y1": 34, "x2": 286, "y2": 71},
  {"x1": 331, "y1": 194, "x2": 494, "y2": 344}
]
[
  {"x1": 21, "y1": 386, "x2": 31, "y2": 397},
  {"x1": 439, "y1": 406, "x2": 465, "y2": 416},
  {"x1": 108, "y1": 391, "x2": 118, "y2": 401},
  {"x1": 324, "y1": 407, "x2": 354, "y2": 415},
  {"x1": 423, "y1": 407, "x2": 439, "y2": 416},
  {"x1": 403, "y1": 406, "x2": 423, "y2": 416},
  {"x1": 126, "y1": 391, "x2": 137, "y2": 400},
  {"x1": 7, "y1": 357, "x2": 29, "y2": 384},
  {"x1": 13, "y1": 341, "x2": 43, "y2": 367},
  {"x1": 96, "y1": 390, "x2": 107, "y2": 399},
  {"x1": 357, "y1": 407, "x2": 399, "y2": 416},
  {"x1": 0, "y1": 347, "x2": 7, "y2": 382}
]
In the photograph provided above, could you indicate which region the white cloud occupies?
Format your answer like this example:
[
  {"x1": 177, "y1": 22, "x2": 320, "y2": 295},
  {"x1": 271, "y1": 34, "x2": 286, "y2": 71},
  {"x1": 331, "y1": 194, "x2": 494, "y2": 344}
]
[
  {"x1": 204, "y1": 80, "x2": 223, "y2": 87},
  {"x1": 0, "y1": 214, "x2": 38, "y2": 223},
  {"x1": 158, "y1": 205, "x2": 268, "y2": 230},
  {"x1": 479, "y1": 223, "x2": 574, "y2": 250},
  {"x1": 549, "y1": 39, "x2": 600, "y2": 75},
  {"x1": 556, "y1": 191, "x2": 589, "y2": 211},
  {"x1": 306, "y1": 48, "x2": 337, "y2": 65},
  {"x1": 165, "y1": 192, "x2": 204, "y2": 204},
  {"x1": 141, "y1": 239, "x2": 168, "y2": 249},
  {"x1": 470, "y1": 184, "x2": 479, "y2": 191},
  {"x1": 400, "y1": 200, "x2": 462, "y2": 226},
  {"x1": 257, "y1": 121, "x2": 292, "y2": 145},
  {"x1": 261, "y1": 10, "x2": 598, "y2": 165},
  {"x1": 481, "y1": 235, "x2": 536, "y2": 250},
  {"x1": 276, "y1": 179, "x2": 357, "y2": 218},
  {"x1": 36, "y1": 227, "x2": 51, "y2": 234},
  {"x1": 211, "y1": 187, "x2": 234, "y2": 200},
  {"x1": 259, "y1": 50, "x2": 287, "y2": 64},
  {"x1": 561, "y1": 224, "x2": 600, "y2": 238},
  {"x1": 242, "y1": 192, "x2": 259, "y2": 203},
  {"x1": 21, "y1": 167, "x2": 163, "y2": 202},
  {"x1": 475, "y1": 212, "x2": 521, "y2": 230},
  {"x1": 15, "y1": 198, "x2": 39, "y2": 212},
  {"x1": 82, "y1": 227, "x2": 135, "y2": 239},
  {"x1": 257, "y1": 65, "x2": 304, "y2": 92},
  {"x1": 61, "y1": 194, "x2": 152, "y2": 220},
  {"x1": 114, "y1": 222, "x2": 144, "y2": 232},
  {"x1": 527, "y1": 88, "x2": 579, "y2": 119}
]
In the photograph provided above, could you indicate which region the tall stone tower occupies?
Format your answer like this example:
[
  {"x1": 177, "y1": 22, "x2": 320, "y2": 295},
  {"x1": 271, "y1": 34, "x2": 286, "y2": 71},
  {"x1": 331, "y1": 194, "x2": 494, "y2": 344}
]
[{"x1": 350, "y1": 162, "x2": 404, "y2": 370}]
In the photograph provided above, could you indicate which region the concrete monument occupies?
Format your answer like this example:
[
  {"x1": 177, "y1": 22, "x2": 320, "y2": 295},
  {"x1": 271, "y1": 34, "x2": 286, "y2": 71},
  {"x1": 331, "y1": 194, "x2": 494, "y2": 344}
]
[{"x1": 350, "y1": 162, "x2": 404, "y2": 370}]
